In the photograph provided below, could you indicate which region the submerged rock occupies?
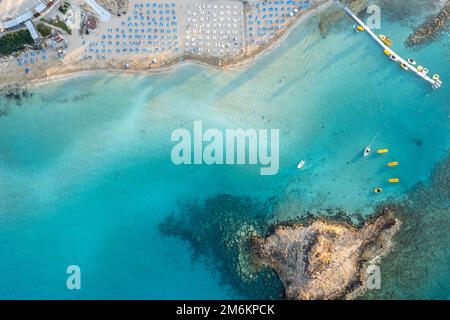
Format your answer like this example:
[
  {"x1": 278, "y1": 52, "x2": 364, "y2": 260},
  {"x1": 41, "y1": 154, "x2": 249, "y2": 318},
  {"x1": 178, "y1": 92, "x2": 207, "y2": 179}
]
[
  {"x1": 405, "y1": 0, "x2": 450, "y2": 47},
  {"x1": 0, "y1": 85, "x2": 32, "y2": 116},
  {"x1": 0, "y1": 86, "x2": 32, "y2": 103},
  {"x1": 377, "y1": 0, "x2": 440, "y2": 22},
  {"x1": 159, "y1": 194, "x2": 285, "y2": 299},
  {"x1": 251, "y1": 207, "x2": 401, "y2": 300},
  {"x1": 363, "y1": 155, "x2": 450, "y2": 299},
  {"x1": 318, "y1": 0, "x2": 369, "y2": 38}
]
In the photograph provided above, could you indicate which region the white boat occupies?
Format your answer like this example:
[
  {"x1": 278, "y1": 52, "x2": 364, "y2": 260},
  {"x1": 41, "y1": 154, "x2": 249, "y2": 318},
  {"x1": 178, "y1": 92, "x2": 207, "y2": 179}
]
[
  {"x1": 297, "y1": 160, "x2": 306, "y2": 169},
  {"x1": 364, "y1": 146, "x2": 371, "y2": 157},
  {"x1": 389, "y1": 54, "x2": 398, "y2": 62}
]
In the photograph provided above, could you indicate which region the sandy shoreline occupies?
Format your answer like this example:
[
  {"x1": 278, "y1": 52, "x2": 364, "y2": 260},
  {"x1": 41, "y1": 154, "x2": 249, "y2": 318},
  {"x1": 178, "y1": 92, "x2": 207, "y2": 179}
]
[{"x1": 0, "y1": 0, "x2": 334, "y2": 91}]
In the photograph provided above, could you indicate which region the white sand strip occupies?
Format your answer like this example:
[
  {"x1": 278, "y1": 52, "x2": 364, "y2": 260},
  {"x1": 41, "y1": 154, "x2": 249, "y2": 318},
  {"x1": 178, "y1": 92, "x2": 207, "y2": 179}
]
[{"x1": 84, "y1": 0, "x2": 112, "y2": 22}]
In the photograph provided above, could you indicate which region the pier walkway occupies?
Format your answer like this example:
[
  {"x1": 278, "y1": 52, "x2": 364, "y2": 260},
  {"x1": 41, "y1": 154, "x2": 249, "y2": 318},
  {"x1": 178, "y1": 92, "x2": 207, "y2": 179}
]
[{"x1": 344, "y1": 6, "x2": 442, "y2": 89}]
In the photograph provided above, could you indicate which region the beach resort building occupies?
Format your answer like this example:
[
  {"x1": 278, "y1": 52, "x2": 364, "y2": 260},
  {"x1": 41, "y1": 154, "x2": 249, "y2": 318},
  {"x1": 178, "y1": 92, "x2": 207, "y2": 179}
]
[
  {"x1": 0, "y1": 0, "x2": 56, "y2": 44},
  {"x1": 0, "y1": 0, "x2": 54, "y2": 30}
]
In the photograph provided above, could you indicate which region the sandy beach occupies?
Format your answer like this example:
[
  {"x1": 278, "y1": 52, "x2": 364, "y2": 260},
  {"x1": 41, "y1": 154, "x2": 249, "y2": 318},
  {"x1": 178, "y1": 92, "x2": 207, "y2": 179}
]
[{"x1": 0, "y1": 0, "x2": 333, "y2": 90}]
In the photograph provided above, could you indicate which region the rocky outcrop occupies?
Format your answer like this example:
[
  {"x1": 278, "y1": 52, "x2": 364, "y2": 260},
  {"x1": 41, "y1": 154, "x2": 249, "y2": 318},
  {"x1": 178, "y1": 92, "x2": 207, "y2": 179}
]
[
  {"x1": 405, "y1": 0, "x2": 450, "y2": 47},
  {"x1": 251, "y1": 208, "x2": 401, "y2": 300}
]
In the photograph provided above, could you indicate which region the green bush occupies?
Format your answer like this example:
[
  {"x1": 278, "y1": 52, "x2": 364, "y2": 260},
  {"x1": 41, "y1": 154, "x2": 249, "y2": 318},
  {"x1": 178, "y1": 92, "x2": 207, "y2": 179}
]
[
  {"x1": 58, "y1": 2, "x2": 71, "y2": 14},
  {"x1": 48, "y1": 19, "x2": 72, "y2": 35},
  {"x1": 0, "y1": 30, "x2": 34, "y2": 55},
  {"x1": 37, "y1": 23, "x2": 52, "y2": 37}
]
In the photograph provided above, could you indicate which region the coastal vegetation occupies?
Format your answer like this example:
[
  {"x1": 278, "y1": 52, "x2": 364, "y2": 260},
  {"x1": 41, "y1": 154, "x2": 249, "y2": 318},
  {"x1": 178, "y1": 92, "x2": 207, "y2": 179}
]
[
  {"x1": 58, "y1": 2, "x2": 71, "y2": 15},
  {"x1": 46, "y1": 19, "x2": 72, "y2": 35},
  {"x1": 37, "y1": 23, "x2": 52, "y2": 37},
  {"x1": 0, "y1": 30, "x2": 34, "y2": 56}
]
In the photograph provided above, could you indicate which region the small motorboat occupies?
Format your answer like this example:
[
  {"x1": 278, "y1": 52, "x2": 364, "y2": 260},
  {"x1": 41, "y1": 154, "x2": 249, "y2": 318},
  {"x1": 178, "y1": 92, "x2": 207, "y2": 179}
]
[
  {"x1": 378, "y1": 149, "x2": 389, "y2": 154},
  {"x1": 374, "y1": 187, "x2": 383, "y2": 193},
  {"x1": 364, "y1": 146, "x2": 371, "y2": 157},
  {"x1": 407, "y1": 58, "x2": 417, "y2": 65},
  {"x1": 388, "y1": 161, "x2": 399, "y2": 167},
  {"x1": 389, "y1": 54, "x2": 398, "y2": 62},
  {"x1": 432, "y1": 74, "x2": 440, "y2": 81},
  {"x1": 389, "y1": 178, "x2": 400, "y2": 183},
  {"x1": 297, "y1": 160, "x2": 306, "y2": 169},
  {"x1": 379, "y1": 34, "x2": 393, "y2": 46},
  {"x1": 400, "y1": 63, "x2": 409, "y2": 71}
]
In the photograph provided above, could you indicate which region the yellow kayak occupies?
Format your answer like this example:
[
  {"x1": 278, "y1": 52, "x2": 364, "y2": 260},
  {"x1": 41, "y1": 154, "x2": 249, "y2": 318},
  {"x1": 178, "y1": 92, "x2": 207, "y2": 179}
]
[
  {"x1": 388, "y1": 161, "x2": 399, "y2": 167},
  {"x1": 379, "y1": 35, "x2": 393, "y2": 46},
  {"x1": 378, "y1": 149, "x2": 389, "y2": 154},
  {"x1": 389, "y1": 178, "x2": 400, "y2": 183},
  {"x1": 356, "y1": 25, "x2": 365, "y2": 31}
]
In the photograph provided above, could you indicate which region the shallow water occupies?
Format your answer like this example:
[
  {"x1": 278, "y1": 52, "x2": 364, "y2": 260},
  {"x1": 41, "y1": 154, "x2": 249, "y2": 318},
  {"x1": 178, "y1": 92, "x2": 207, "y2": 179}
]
[{"x1": 0, "y1": 5, "x2": 449, "y2": 298}]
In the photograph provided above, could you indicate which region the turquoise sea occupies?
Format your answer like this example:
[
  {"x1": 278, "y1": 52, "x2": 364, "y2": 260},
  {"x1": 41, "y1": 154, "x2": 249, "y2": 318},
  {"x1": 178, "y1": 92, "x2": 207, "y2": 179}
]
[{"x1": 0, "y1": 3, "x2": 449, "y2": 299}]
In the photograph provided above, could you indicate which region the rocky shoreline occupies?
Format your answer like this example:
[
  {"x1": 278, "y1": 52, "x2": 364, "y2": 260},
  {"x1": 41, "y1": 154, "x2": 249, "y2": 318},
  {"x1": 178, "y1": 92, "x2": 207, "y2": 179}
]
[
  {"x1": 159, "y1": 193, "x2": 401, "y2": 300},
  {"x1": 251, "y1": 207, "x2": 401, "y2": 300},
  {"x1": 405, "y1": 0, "x2": 450, "y2": 47}
]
